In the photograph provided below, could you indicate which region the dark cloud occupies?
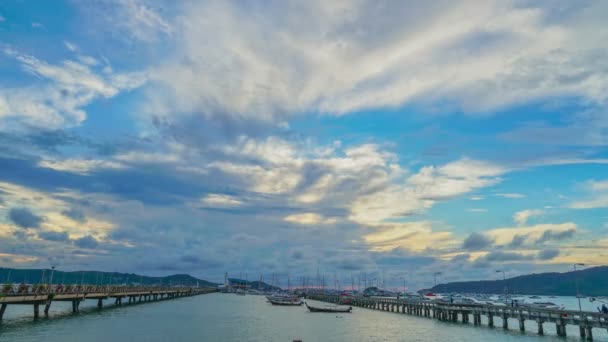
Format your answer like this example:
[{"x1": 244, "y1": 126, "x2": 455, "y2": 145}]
[
  {"x1": 462, "y1": 232, "x2": 493, "y2": 250},
  {"x1": 290, "y1": 250, "x2": 304, "y2": 260},
  {"x1": 509, "y1": 234, "x2": 527, "y2": 248},
  {"x1": 180, "y1": 255, "x2": 201, "y2": 264},
  {"x1": 73, "y1": 235, "x2": 99, "y2": 249},
  {"x1": 536, "y1": 229, "x2": 575, "y2": 244},
  {"x1": 483, "y1": 251, "x2": 531, "y2": 262},
  {"x1": 61, "y1": 208, "x2": 86, "y2": 222},
  {"x1": 38, "y1": 231, "x2": 70, "y2": 242},
  {"x1": 8, "y1": 207, "x2": 43, "y2": 228},
  {"x1": 451, "y1": 254, "x2": 470, "y2": 263},
  {"x1": 537, "y1": 248, "x2": 560, "y2": 260}
]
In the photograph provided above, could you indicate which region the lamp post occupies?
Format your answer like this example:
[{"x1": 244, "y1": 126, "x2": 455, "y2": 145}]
[
  {"x1": 433, "y1": 272, "x2": 442, "y2": 287},
  {"x1": 49, "y1": 265, "x2": 56, "y2": 286},
  {"x1": 573, "y1": 263, "x2": 585, "y2": 313},
  {"x1": 496, "y1": 270, "x2": 506, "y2": 305}
]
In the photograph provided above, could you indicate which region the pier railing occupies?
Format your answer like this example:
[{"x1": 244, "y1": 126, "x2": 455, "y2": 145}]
[
  {"x1": 308, "y1": 294, "x2": 608, "y2": 340},
  {"x1": 0, "y1": 284, "x2": 217, "y2": 319}
]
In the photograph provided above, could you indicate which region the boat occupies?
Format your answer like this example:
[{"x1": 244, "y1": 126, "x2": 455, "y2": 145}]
[
  {"x1": 305, "y1": 302, "x2": 352, "y2": 313},
  {"x1": 267, "y1": 296, "x2": 303, "y2": 306},
  {"x1": 524, "y1": 302, "x2": 564, "y2": 310}
]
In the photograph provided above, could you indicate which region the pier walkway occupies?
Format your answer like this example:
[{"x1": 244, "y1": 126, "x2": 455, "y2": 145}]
[
  {"x1": 0, "y1": 284, "x2": 216, "y2": 319},
  {"x1": 309, "y1": 294, "x2": 608, "y2": 340}
]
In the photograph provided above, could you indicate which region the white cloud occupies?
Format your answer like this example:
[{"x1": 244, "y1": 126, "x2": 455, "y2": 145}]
[
  {"x1": 284, "y1": 213, "x2": 336, "y2": 226},
  {"x1": 468, "y1": 208, "x2": 487, "y2": 213},
  {"x1": 200, "y1": 194, "x2": 242, "y2": 207},
  {"x1": 363, "y1": 221, "x2": 454, "y2": 252},
  {"x1": 495, "y1": 193, "x2": 526, "y2": 199},
  {"x1": 0, "y1": 48, "x2": 147, "y2": 131},
  {"x1": 469, "y1": 196, "x2": 484, "y2": 201},
  {"x1": 119, "y1": 0, "x2": 608, "y2": 124},
  {"x1": 513, "y1": 209, "x2": 543, "y2": 225},
  {"x1": 570, "y1": 178, "x2": 608, "y2": 209},
  {"x1": 39, "y1": 158, "x2": 125, "y2": 174}
]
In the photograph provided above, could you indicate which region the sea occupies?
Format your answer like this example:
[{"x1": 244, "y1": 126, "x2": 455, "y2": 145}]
[{"x1": 0, "y1": 293, "x2": 606, "y2": 341}]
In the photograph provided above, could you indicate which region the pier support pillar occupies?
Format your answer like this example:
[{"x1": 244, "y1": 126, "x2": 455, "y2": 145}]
[
  {"x1": 488, "y1": 314, "x2": 494, "y2": 327},
  {"x1": 519, "y1": 318, "x2": 525, "y2": 332},
  {"x1": 72, "y1": 300, "x2": 80, "y2": 313},
  {"x1": 44, "y1": 300, "x2": 52, "y2": 316},
  {"x1": 556, "y1": 322, "x2": 566, "y2": 337},
  {"x1": 461, "y1": 312, "x2": 467, "y2": 323},
  {"x1": 0, "y1": 303, "x2": 7, "y2": 320},
  {"x1": 537, "y1": 320, "x2": 544, "y2": 335},
  {"x1": 33, "y1": 303, "x2": 40, "y2": 319},
  {"x1": 502, "y1": 315, "x2": 508, "y2": 329},
  {"x1": 97, "y1": 298, "x2": 103, "y2": 309},
  {"x1": 585, "y1": 326, "x2": 593, "y2": 341}
]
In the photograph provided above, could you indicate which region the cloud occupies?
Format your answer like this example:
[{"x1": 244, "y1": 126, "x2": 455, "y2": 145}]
[
  {"x1": 462, "y1": 232, "x2": 494, "y2": 251},
  {"x1": 569, "y1": 178, "x2": 608, "y2": 209},
  {"x1": 484, "y1": 223, "x2": 577, "y2": 247},
  {"x1": 0, "y1": 48, "x2": 146, "y2": 131},
  {"x1": 200, "y1": 194, "x2": 242, "y2": 207},
  {"x1": 495, "y1": 193, "x2": 526, "y2": 199},
  {"x1": 39, "y1": 158, "x2": 125, "y2": 174},
  {"x1": 61, "y1": 208, "x2": 86, "y2": 222},
  {"x1": 537, "y1": 248, "x2": 560, "y2": 260},
  {"x1": 38, "y1": 230, "x2": 70, "y2": 242},
  {"x1": 468, "y1": 208, "x2": 487, "y2": 213},
  {"x1": 8, "y1": 207, "x2": 43, "y2": 228},
  {"x1": 508, "y1": 234, "x2": 527, "y2": 248},
  {"x1": 73, "y1": 235, "x2": 99, "y2": 249},
  {"x1": 131, "y1": 0, "x2": 608, "y2": 124},
  {"x1": 513, "y1": 209, "x2": 543, "y2": 225},
  {"x1": 284, "y1": 213, "x2": 336, "y2": 225},
  {"x1": 364, "y1": 221, "x2": 454, "y2": 252},
  {"x1": 535, "y1": 228, "x2": 575, "y2": 244}
]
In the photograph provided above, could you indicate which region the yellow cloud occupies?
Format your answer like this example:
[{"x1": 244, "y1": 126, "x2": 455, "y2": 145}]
[{"x1": 363, "y1": 221, "x2": 455, "y2": 252}]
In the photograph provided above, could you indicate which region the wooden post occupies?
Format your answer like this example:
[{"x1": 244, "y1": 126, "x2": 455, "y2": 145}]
[
  {"x1": 33, "y1": 303, "x2": 40, "y2": 318},
  {"x1": 519, "y1": 318, "x2": 525, "y2": 332},
  {"x1": 585, "y1": 326, "x2": 593, "y2": 341},
  {"x1": 488, "y1": 313, "x2": 494, "y2": 327},
  {"x1": 44, "y1": 300, "x2": 52, "y2": 316},
  {"x1": 502, "y1": 315, "x2": 508, "y2": 329},
  {"x1": 97, "y1": 298, "x2": 103, "y2": 309},
  {"x1": 0, "y1": 303, "x2": 7, "y2": 320},
  {"x1": 537, "y1": 320, "x2": 544, "y2": 335}
]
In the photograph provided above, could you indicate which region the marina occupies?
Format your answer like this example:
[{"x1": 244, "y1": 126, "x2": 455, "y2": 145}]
[{"x1": 308, "y1": 293, "x2": 608, "y2": 340}]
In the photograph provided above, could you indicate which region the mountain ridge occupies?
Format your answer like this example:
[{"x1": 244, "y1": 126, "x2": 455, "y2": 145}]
[
  {"x1": 426, "y1": 266, "x2": 608, "y2": 296},
  {"x1": 0, "y1": 267, "x2": 218, "y2": 288}
]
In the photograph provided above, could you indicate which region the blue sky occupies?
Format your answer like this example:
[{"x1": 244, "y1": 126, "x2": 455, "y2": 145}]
[{"x1": 1, "y1": 0, "x2": 607, "y2": 289}]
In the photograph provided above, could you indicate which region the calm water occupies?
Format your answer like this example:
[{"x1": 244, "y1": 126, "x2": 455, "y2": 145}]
[{"x1": 0, "y1": 293, "x2": 606, "y2": 341}]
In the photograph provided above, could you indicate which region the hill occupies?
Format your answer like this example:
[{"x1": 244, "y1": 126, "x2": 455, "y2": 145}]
[
  {"x1": 0, "y1": 267, "x2": 218, "y2": 288},
  {"x1": 227, "y1": 278, "x2": 281, "y2": 292},
  {"x1": 427, "y1": 266, "x2": 608, "y2": 296}
]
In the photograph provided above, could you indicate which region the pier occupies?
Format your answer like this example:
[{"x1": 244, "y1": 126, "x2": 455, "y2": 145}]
[
  {"x1": 0, "y1": 283, "x2": 216, "y2": 320},
  {"x1": 309, "y1": 294, "x2": 608, "y2": 340}
]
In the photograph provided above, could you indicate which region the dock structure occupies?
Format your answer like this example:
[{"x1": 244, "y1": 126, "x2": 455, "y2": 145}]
[
  {"x1": 0, "y1": 284, "x2": 216, "y2": 320},
  {"x1": 308, "y1": 294, "x2": 608, "y2": 340}
]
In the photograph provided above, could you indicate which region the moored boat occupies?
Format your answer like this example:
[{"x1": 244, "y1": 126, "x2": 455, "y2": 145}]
[
  {"x1": 305, "y1": 302, "x2": 352, "y2": 313},
  {"x1": 267, "y1": 296, "x2": 303, "y2": 306}
]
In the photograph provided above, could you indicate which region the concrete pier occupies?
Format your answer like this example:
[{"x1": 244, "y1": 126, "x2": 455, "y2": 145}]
[
  {"x1": 0, "y1": 285, "x2": 216, "y2": 320},
  {"x1": 308, "y1": 294, "x2": 608, "y2": 341}
]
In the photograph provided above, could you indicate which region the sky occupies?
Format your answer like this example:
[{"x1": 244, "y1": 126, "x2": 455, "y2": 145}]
[{"x1": 0, "y1": 0, "x2": 607, "y2": 290}]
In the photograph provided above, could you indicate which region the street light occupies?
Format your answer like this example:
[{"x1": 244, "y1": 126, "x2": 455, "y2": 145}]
[
  {"x1": 572, "y1": 263, "x2": 585, "y2": 313},
  {"x1": 433, "y1": 272, "x2": 442, "y2": 287},
  {"x1": 496, "y1": 270, "x2": 507, "y2": 305},
  {"x1": 49, "y1": 266, "x2": 56, "y2": 286}
]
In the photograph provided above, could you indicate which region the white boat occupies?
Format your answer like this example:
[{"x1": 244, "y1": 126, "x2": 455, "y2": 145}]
[{"x1": 524, "y1": 302, "x2": 564, "y2": 310}]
